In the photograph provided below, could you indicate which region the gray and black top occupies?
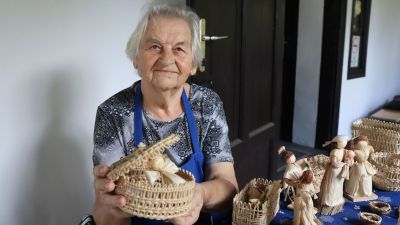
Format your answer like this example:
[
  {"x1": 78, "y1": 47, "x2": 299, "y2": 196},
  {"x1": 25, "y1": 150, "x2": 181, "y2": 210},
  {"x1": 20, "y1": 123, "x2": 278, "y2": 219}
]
[{"x1": 93, "y1": 83, "x2": 234, "y2": 167}]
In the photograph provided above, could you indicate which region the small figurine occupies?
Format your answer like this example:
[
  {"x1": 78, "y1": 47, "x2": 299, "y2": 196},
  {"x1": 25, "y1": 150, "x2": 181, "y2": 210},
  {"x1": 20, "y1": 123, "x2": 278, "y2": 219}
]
[
  {"x1": 293, "y1": 169, "x2": 322, "y2": 225},
  {"x1": 278, "y1": 146, "x2": 311, "y2": 209},
  {"x1": 397, "y1": 207, "x2": 400, "y2": 225},
  {"x1": 318, "y1": 135, "x2": 352, "y2": 215},
  {"x1": 345, "y1": 135, "x2": 378, "y2": 202}
]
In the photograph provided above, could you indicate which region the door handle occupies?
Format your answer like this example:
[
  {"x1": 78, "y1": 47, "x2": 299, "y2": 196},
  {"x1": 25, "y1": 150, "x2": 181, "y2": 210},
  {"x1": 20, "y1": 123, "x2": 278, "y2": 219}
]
[
  {"x1": 202, "y1": 36, "x2": 229, "y2": 41},
  {"x1": 199, "y1": 18, "x2": 229, "y2": 72}
]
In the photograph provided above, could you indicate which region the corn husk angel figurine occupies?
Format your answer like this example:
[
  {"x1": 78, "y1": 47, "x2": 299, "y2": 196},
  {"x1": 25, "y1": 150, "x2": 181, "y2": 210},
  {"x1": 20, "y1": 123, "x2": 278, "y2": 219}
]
[
  {"x1": 317, "y1": 135, "x2": 354, "y2": 215},
  {"x1": 293, "y1": 169, "x2": 323, "y2": 225},
  {"x1": 345, "y1": 135, "x2": 378, "y2": 202},
  {"x1": 278, "y1": 146, "x2": 312, "y2": 210}
]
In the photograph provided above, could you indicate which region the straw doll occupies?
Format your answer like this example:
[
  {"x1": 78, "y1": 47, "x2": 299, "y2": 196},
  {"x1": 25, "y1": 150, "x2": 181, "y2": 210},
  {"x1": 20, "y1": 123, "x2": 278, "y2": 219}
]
[
  {"x1": 345, "y1": 135, "x2": 378, "y2": 201},
  {"x1": 278, "y1": 146, "x2": 311, "y2": 209},
  {"x1": 318, "y1": 135, "x2": 353, "y2": 215},
  {"x1": 293, "y1": 169, "x2": 322, "y2": 225}
]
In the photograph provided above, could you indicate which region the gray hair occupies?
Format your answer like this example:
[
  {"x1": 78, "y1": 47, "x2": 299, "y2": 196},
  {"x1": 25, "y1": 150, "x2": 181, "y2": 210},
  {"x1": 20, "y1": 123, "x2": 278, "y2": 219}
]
[{"x1": 126, "y1": 4, "x2": 203, "y2": 68}]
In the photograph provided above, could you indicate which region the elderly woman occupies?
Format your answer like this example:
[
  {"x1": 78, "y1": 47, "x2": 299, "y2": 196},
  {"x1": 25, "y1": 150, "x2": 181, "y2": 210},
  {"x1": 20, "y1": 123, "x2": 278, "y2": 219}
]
[{"x1": 91, "y1": 4, "x2": 238, "y2": 225}]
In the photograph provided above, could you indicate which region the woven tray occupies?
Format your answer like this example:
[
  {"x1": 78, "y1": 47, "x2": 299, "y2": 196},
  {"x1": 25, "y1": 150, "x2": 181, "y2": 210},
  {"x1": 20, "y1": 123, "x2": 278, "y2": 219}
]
[
  {"x1": 352, "y1": 118, "x2": 400, "y2": 153},
  {"x1": 232, "y1": 178, "x2": 281, "y2": 225},
  {"x1": 107, "y1": 134, "x2": 196, "y2": 220},
  {"x1": 369, "y1": 152, "x2": 400, "y2": 191}
]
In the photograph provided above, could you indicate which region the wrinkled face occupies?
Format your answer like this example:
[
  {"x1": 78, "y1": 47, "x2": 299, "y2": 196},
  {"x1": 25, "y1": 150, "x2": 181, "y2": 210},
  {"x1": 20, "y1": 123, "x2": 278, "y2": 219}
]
[{"x1": 134, "y1": 16, "x2": 197, "y2": 91}]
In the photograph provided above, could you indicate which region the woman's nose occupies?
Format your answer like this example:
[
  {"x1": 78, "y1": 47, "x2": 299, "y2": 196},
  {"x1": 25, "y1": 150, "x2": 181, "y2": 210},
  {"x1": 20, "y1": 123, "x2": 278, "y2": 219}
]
[{"x1": 158, "y1": 48, "x2": 175, "y2": 66}]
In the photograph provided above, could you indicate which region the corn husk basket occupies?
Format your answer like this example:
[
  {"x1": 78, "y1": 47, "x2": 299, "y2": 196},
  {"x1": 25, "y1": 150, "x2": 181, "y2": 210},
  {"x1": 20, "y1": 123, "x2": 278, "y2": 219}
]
[
  {"x1": 308, "y1": 154, "x2": 330, "y2": 193},
  {"x1": 359, "y1": 212, "x2": 382, "y2": 225},
  {"x1": 368, "y1": 201, "x2": 391, "y2": 215},
  {"x1": 369, "y1": 152, "x2": 400, "y2": 191},
  {"x1": 352, "y1": 118, "x2": 400, "y2": 153},
  {"x1": 232, "y1": 178, "x2": 281, "y2": 225},
  {"x1": 107, "y1": 134, "x2": 195, "y2": 220}
]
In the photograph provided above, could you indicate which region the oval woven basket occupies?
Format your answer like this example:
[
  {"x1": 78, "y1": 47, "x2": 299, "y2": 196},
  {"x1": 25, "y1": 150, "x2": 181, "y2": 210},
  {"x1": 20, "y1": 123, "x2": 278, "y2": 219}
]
[
  {"x1": 107, "y1": 134, "x2": 196, "y2": 220},
  {"x1": 115, "y1": 169, "x2": 195, "y2": 219},
  {"x1": 352, "y1": 118, "x2": 400, "y2": 153},
  {"x1": 369, "y1": 201, "x2": 391, "y2": 215},
  {"x1": 232, "y1": 178, "x2": 281, "y2": 225},
  {"x1": 369, "y1": 152, "x2": 400, "y2": 191},
  {"x1": 359, "y1": 212, "x2": 381, "y2": 225}
]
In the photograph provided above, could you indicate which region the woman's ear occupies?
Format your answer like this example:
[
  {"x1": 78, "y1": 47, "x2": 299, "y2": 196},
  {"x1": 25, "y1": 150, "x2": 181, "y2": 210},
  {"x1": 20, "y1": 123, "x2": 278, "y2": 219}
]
[{"x1": 190, "y1": 67, "x2": 197, "y2": 75}]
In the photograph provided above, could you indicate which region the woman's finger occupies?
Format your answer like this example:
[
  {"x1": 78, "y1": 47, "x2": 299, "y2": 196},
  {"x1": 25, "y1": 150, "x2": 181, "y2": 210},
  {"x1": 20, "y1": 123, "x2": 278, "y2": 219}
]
[
  {"x1": 98, "y1": 193, "x2": 127, "y2": 208},
  {"x1": 93, "y1": 164, "x2": 109, "y2": 178},
  {"x1": 94, "y1": 177, "x2": 115, "y2": 193}
]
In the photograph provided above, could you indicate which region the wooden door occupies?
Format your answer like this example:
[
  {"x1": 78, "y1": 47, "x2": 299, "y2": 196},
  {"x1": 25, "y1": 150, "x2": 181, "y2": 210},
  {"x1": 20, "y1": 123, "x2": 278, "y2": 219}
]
[{"x1": 188, "y1": 0, "x2": 284, "y2": 187}]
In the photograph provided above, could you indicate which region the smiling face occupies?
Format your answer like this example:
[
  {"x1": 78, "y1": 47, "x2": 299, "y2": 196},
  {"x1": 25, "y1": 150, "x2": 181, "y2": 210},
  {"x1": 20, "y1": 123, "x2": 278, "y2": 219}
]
[{"x1": 134, "y1": 16, "x2": 197, "y2": 91}]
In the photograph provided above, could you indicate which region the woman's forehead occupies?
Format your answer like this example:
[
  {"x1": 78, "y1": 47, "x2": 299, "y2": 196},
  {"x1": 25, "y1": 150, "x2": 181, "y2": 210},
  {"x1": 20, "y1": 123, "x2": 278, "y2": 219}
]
[{"x1": 145, "y1": 16, "x2": 191, "y2": 40}]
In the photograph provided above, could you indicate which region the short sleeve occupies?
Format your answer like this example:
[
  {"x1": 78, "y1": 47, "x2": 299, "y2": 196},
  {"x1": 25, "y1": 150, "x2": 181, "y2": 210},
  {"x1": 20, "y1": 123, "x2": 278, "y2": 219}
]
[
  {"x1": 92, "y1": 107, "x2": 126, "y2": 166},
  {"x1": 202, "y1": 100, "x2": 234, "y2": 164}
]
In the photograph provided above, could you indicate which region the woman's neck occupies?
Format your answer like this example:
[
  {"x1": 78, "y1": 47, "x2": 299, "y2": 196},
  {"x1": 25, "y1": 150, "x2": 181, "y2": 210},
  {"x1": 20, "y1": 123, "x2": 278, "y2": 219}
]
[{"x1": 140, "y1": 83, "x2": 189, "y2": 121}]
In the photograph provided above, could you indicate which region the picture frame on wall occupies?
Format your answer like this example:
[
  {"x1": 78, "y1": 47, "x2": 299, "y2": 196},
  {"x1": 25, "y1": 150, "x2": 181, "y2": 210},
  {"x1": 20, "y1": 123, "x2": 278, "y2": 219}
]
[{"x1": 347, "y1": 0, "x2": 371, "y2": 79}]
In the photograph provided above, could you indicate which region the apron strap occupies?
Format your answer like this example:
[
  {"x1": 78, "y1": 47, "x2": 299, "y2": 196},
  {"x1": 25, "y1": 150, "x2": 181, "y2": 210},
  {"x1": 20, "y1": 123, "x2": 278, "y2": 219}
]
[
  {"x1": 133, "y1": 82, "x2": 143, "y2": 147},
  {"x1": 181, "y1": 89, "x2": 201, "y2": 154}
]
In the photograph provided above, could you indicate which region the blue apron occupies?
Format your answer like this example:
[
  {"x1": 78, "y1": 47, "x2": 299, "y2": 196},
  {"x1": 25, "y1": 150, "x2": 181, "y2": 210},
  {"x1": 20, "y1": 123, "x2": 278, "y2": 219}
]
[{"x1": 131, "y1": 81, "x2": 231, "y2": 225}]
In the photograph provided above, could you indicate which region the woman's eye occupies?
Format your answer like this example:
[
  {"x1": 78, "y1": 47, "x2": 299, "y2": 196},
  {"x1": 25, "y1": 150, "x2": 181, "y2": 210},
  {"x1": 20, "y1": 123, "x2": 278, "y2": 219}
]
[
  {"x1": 149, "y1": 45, "x2": 161, "y2": 50},
  {"x1": 175, "y1": 47, "x2": 186, "y2": 53}
]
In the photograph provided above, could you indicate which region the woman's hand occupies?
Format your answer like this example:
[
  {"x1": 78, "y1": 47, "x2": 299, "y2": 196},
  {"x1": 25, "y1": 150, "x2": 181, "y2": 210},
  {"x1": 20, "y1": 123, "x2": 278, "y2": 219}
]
[
  {"x1": 92, "y1": 165, "x2": 131, "y2": 225},
  {"x1": 168, "y1": 185, "x2": 205, "y2": 225}
]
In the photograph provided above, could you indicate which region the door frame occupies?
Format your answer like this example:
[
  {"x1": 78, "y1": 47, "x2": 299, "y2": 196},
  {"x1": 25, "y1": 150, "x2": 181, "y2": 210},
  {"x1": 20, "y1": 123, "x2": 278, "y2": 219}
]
[
  {"x1": 280, "y1": 0, "x2": 299, "y2": 142},
  {"x1": 315, "y1": 0, "x2": 348, "y2": 147}
]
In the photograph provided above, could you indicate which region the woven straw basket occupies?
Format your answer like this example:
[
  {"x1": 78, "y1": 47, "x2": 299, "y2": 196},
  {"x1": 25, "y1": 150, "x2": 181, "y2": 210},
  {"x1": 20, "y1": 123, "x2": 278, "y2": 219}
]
[
  {"x1": 107, "y1": 134, "x2": 195, "y2": 220},
  {"x1": 352, "y1": 118, "x2": 400, "y2": 153},
  {"x1": 368, "y1": 201, "x2": 391, "y2": 215},
  {"x1": 309, "y1": 154, "x2": 330, "y2": 194},
  {"x1": 369, "y1": 152, "x2": 400, "y2": 191},
  {"x1": 359, "y1": 212, "x2": 382, "y2": 225},
  {"x1": 232, "y1": 178, "x2": 281, "y2": 225}
]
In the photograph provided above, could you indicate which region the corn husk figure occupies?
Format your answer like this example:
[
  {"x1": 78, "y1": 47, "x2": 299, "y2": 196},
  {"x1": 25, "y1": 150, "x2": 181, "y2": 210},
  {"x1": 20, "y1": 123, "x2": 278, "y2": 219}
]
[
  {"x1": 345, "y1": 135, "x2": 378, "y2": 202},
  {"x1": 318, "y1": 135, "x2": 353, "y2": 215},
  {"x1": 397, "y1": 207, "x2": 400, "y2": 225},
  {"x1": 145, "y1": 155, "x2": 186, "y2": 185},
  {"x1": 278, "y1": 146, "x2": 312, "y2": 210},
  {"x1": 293, "y1": 170, "x2": 323, "y2": 225}
]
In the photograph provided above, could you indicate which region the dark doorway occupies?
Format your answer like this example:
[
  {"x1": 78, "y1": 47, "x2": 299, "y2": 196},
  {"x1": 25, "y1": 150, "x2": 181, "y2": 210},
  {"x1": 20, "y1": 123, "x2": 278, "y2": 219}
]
[
  {"x1": 187, "y1": 0, "x2": 285, "y2": 187},
  {"x1": 280, "y1": 0, "x2": 299, "y2": 142},
  {"x1": 315, "y1": 0, "x2": 348, "y2": 148}
]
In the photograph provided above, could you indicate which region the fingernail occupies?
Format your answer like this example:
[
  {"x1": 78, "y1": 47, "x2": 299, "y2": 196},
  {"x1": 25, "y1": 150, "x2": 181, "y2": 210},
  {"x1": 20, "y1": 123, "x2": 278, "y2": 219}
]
[
  {"x1": 106, "y1": 182, "x2": 115, "y2": 191},
  {"x1": 118, "y1": 197, "x2": 126, "y2": 207},
  {"x1": 100, "y1": 166, "x2": 108, "y2": 174}
]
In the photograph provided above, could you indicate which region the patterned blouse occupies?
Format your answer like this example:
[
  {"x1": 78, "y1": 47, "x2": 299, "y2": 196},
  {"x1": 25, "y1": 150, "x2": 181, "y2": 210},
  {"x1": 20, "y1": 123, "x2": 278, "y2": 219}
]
[{"x1": 93, "y1": 83, "x2": 234, "y2": 167}]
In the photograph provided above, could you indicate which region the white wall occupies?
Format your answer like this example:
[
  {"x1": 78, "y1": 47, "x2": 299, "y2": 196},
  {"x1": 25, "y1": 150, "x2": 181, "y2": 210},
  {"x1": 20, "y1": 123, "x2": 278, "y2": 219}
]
[
  {"x1": 0, "y1": 0, "x2": 183, "y2": 224},
  {"x1": 338, "y1": 0, "x2": 400, "y2": 136},
  {"x1": 292, "y1": 0, "x2": 324, "y2": 147}
]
